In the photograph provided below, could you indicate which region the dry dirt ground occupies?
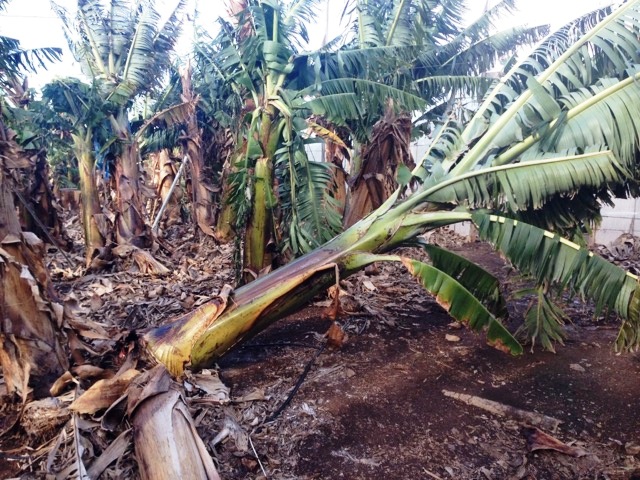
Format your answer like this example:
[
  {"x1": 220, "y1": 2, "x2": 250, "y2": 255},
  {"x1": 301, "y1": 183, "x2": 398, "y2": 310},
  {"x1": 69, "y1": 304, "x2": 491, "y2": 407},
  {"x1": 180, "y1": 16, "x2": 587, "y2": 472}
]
[{"x1": 1, "y1": 219, "x2": 640, "y2": 480}]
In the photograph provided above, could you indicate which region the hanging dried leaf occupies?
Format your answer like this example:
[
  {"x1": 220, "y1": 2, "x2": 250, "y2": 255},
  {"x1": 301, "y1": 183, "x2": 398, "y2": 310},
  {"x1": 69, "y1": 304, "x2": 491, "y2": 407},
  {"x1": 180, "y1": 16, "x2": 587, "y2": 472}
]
[{"x1": 326, "y1": 322, "x2": 349, "y2": 349}]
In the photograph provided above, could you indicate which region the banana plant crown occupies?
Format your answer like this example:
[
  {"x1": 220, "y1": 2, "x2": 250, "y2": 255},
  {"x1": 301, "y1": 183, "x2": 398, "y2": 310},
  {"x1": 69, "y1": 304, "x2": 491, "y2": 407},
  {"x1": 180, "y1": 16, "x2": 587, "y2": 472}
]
[{"x1": 52, "y1": 0, "x2": 185, "y2": 107}]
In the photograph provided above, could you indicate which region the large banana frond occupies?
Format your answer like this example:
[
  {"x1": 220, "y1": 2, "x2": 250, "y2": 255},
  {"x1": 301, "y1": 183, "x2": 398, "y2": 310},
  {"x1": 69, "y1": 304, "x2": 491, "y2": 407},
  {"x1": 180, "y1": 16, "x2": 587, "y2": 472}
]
[
  {"x1": 355, "y1": 2, "x2": 384, "y2": 48},
  {"x1": 134, "y1": 99, "x2": 197, "y2": 142},
  {"x1": 282, "y1": 0, "x2": 323, "y2": 46},
  {"x1": 427, "y1": 0, "x2": 466, "y2": 40},
  {"x1": 441, "y1": 25, "x2": 550, "y2": 76},
  {"x1": 317, "y1": 44, "x2": 422, "y2": 81},
  {"x1": 457, "y1": 0, "x2": 517, "y2": 41},
  {"x1": 384, "y1": 0, "x2": 413, "y2": 47},
  {"x1": 489, "y1": 69, "x2": 640, "y2": 168},
  {"x1": 412, "y1": 0, "x2": 521, "y2": 74},
  {"x1": 416, "y1": 24, "x2": 547, "y2": 80},
  {"x1": 422, "y1": 150, "x2": 628, "y2": 212},
  {"x1": 473, "y1": 213, "x2": 640, "y2": 350},
  {"x1": 507, "y1": 189, "x2": 609, "y2": 235},
  {"x1": 449, "y1": 2, "x2": 640, "y2": 173},
  {"x1": 414, "y1": 75, "x2": 495, "y2": 100},
  {"x1": 108, "y1": 0, "x2": 134, "y2": 65},
  {"x1": 0, "y1": 38, "x2": 62, "y2": 78},
  {"x1": 76, "y1": 0, "x2": 110, "y2": 75},
  {"x1": 460, "y1": 7, "x2": 614, "y2": 145},
  {"x1": 302, "y1": 78, "x2": 425, "y2": 137},
  {"x1": 139, "y1": 127, "x2": 182, "y2": 156},
  {"x1": 517, "y1": 287, "x2": 570, "y2": 353},
  {"x1": 112, "y1": 3, "x2": 161, "y2": 103},
  {"x1": 276, "y1": 132, "x2": 343, "y2": 254},
  {"x1": 540, "y1": 72, "x2": 640, "y2": 166},
  {"x1": 154, "y1": 0, "x2": 185, "y2": 55}
]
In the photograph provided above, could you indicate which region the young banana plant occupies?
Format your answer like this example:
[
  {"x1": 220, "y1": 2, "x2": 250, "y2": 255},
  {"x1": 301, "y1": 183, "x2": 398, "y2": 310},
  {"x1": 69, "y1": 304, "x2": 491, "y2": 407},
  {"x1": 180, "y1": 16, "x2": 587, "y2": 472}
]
[{"x1": 145, "y1": 1, "x2": 640, "y2": 376}]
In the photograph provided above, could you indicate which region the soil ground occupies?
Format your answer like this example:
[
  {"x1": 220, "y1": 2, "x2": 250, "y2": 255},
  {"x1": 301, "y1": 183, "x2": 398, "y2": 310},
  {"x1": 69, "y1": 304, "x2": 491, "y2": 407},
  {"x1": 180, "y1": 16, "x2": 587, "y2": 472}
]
[{"x1": 1, "y1": 221, "x2": 640, "y2": 479}]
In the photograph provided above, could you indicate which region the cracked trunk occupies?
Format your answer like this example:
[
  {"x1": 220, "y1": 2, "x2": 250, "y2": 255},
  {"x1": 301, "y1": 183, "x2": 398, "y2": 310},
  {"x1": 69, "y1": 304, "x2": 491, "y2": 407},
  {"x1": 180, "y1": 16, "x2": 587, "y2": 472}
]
[
  {"x1": 115, "y1": 141, "x2": 150, "y2": 248},
  {"x1": 343, "y1": 109, "x2": 413, "y2": 228}
]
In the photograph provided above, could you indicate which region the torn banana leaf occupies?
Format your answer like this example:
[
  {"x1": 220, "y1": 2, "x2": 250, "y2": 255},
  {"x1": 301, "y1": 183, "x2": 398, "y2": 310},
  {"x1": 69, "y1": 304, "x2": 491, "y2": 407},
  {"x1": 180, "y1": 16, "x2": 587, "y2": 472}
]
[{"x1": 473, "y1": 213, "x2": 640, "y2": 350}]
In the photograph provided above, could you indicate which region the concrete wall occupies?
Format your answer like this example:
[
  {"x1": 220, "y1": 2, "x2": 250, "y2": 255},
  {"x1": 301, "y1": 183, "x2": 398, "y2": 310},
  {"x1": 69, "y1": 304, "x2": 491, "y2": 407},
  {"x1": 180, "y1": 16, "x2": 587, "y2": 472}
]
[{"x1": 595, "y1": 198, "x2": 640, "y2": 245}]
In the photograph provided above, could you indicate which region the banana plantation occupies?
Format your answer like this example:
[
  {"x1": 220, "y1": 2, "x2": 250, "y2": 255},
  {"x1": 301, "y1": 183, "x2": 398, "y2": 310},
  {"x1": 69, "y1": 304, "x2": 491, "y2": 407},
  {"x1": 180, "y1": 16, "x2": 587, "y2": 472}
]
[{"x1": 2, "y1": 0, "x2": 640, "y2": 478}]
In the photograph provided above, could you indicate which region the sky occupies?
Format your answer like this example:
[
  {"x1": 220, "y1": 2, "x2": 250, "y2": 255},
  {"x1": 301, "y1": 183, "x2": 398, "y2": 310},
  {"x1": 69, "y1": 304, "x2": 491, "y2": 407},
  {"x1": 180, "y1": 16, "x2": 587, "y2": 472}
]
[{"x1": 0, "y1": 0, "x2": 615, "y2": 88}]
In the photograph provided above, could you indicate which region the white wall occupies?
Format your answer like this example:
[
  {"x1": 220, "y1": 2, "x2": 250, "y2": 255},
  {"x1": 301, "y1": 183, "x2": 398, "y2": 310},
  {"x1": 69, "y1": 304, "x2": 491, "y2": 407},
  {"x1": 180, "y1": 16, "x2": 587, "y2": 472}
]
[{"x1": 595, "y1": 198, "x2": 640, "y2": 245}]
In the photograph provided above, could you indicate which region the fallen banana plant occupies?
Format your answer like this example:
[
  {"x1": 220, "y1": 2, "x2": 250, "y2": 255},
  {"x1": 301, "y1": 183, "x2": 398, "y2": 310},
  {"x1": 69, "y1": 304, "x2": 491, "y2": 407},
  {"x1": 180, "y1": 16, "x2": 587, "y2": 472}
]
[
  {"x1": 143, "y1": 2, "x2": 640, "y2": 375},
  {"x1": 144, "y1": 208, "x2": 640, "y2": 376}
]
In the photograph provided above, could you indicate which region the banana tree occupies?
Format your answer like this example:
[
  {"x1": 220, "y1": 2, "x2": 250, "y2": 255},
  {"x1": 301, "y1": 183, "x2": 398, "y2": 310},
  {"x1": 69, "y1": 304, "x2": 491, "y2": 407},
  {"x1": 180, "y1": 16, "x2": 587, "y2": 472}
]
[
  {"x1": 179, "y1": 61, "x2": 219, "y2": 238},
  {"x1": 53, "y1": 0, "x2": 185, "y2": 248},
  {"x1": 42, "y1": 79, "x2": 111, "y2": 264},
  {"x1": 337, "y1": 0, "x2": 552, "y2": 227},
  {"x1": 144, "y1": 1, "x2": 640, "y2": 376},
  {"x1": 199, "y1": 0, "x2": 439, "y2": 280},
  {"x1": 198, "y1": 0, "x2": 347, "y2": 280}
]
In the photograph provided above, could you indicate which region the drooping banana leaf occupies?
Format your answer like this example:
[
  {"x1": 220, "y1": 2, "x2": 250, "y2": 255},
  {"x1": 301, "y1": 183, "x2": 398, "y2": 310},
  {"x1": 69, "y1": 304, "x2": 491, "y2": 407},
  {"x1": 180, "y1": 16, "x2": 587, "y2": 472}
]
[
  {"x1": 446, "y1": 2, "x2": 640, "y2": 174},
  {"x1": 473, "y1": 212, "x2": 640, "y2": 350},
  {"x1": 418, "y1": 243, "x2": 508, "y2": 320},
  {"x1": 515, "y1": 287, "x2": 569, "y2": 353},
  {"x1": 423, "y1": 150, "x2": 627, "y2": 211},
  {"x1": 401, "y1": 257, "x2": 522, "y2": 355}
]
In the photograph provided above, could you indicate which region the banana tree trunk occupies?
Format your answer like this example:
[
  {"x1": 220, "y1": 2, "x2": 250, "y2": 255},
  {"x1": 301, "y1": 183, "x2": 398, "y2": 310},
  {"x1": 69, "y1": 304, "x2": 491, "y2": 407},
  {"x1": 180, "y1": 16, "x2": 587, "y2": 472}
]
[
  {"x1": 186, "y1": 142, "x2": 216, "y2": 238},
  {"x1": 243, "y1": 156, "x2": 273, "y2": 282},
  {"x1": 151, "y1": 150, "x2": 182, "y2": 229},
  {"x1": 215, "y1": 158, "x2": 237, "y2": 243},
  {"x1": 241, "y1": 108, "x2": 280, "y2": 282},
  {"x1": 74, "y1": 133, "x2": 107, "y2": 265},
  {"x1": 0, "y1": 127, "x2": 67, "y2": 398},
  {"x1": 144, "y1": 197, "x2": 464, "y2": 375},
  {"x1": 181, "y1": 63, "x2": 216, "y2": 238},
  {"x1": 343, "y1": 109, "x2": 413, "y2": 228},
  {"x1": 115, "y1": 140, "x2": 150, "y2": 248}
]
